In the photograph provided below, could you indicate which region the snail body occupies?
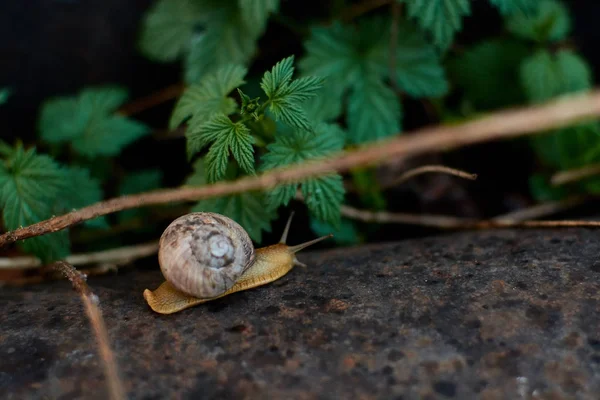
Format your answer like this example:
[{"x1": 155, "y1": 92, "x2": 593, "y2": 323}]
[{"x1": 143, "y1": 212, "x2": 331, "y2": 314}]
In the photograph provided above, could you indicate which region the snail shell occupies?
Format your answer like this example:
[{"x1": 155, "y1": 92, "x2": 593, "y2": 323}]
[{"x1": 158, "y1": 212, "x2": 255, "y2": 299}]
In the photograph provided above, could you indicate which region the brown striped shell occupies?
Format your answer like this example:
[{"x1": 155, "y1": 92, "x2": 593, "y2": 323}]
[{"x1": 157, "y1": 212, "x2": 255, "y2": 298}]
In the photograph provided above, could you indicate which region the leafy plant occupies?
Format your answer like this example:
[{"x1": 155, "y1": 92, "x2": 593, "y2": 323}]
[
  {"x1": 39, "y1": 86, "x2": 150, "y2": 158},
  {"x1": 2, "y1": 0, "x2": 598, "y2": 264},
  {"x1": 139, "y1": 0, "x2": 279, "y2": 83},
  {"x1": 299, "y1": 16, "x2": 447, "y2": 143},
  {"x1": 0, "y1": 144, "x2": 102, "y2": 262}
]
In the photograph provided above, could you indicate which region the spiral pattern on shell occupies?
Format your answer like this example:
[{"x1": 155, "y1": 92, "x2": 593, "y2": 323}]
[{"x1": 158, "y1": 212, "x2": 255, "y2": 298}]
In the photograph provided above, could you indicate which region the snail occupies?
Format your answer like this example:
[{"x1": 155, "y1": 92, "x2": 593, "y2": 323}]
[{"x1": 143, "y1": 211, "x2": 332, "y2": 314}]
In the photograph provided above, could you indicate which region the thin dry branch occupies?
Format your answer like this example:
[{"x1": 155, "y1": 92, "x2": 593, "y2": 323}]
[
  {"x1": 490, "y1": 196, "x2": 588, "y2": 222},
  {"x1": 340, "y1": 204, "x2": 600, "y2": 229},
  {"x1": 117, "y1": 83, "x2": 184, "y2": 117},
  {"x1": 2, "y1": 91, "x2": 600, "y2": 247},
  {"x1": 551, "y1": 163, "x2": 600, "y2": 186},
  {"x1": 0, "y1": 241, "x2": 158, "y2": 270},
  {"x1": 51, "y1": 261, "x2": 125, "y2": 400},
  {"x1": 382, "y1": 165, "x2": 478, "y2": 189}
]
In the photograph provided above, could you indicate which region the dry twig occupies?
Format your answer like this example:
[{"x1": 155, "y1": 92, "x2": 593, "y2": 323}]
[
  {"x1": 382, "y1": 165, "x2": 478, "y2": 189},
  {"x1": 51, "y1": 261, "x2": 125, "y2": 400},
  {"x1": 551, "y1": 163, "x2": 600, "y2": 186},
  {"x1": 339, "y1": 204, "x2": 600, "y2": 229},
  {"x1": 1, "y1": 91, "x2": 600, "y2": 247},
  {"x1": 117, "y1": 83, "x2": 184, "y2": 117},
  {"x1": 0, "y1": 241, "x2": 158, "y2": 270},
  {"x1": 490, "y1": 196, "x2": 588, "y2": 222}
]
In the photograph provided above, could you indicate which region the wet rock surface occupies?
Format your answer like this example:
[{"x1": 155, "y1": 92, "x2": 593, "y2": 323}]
[{"x1": 1, "y1": 229, "x2": 600, "y2": 399}]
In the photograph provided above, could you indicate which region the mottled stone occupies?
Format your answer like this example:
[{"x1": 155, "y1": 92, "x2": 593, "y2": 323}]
[{"x1": 1, "y1": 229, "x2": 600, "y2": 399}]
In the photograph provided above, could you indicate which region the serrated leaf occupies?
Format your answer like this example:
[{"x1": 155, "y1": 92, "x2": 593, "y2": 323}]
[
  {"x1": 520, "y1": 49, "x2": 592, "y2": 103},
  {"x1": 261, "y1": 123, "x2": 345, "y2": 170},
  {"x1": 401, "y1": 0, "x2": 471, "y2": 50},
  {"x1": 184, "y1": 3, "x2": 264, "y2": 84},
  {"x1": 301, "y1": 84, "x2": 344, "y2": 123},
  {"x1": 170, "y1": 64, "x2": 247, "y2": 129},
  {"x1": 506, "y1": 0, "x2": 570, "y2": 42},
  {"x1": 138, "y1": 0, "x2": 204, "y2": 62},
  {"x1": 302, "y1": 175, "x2": 344, "y2": 226},
  {"x1": 532, "y1": 122, "x2": 600, "y2": 170},
  {"x1": 261, "y1": 56, "x2": 296, "y2": 99},
  {"x1": 79, "y1": 86, "x2": 128, "y2": 114},
  {"x1": 0, "y1": 147, "x2": 71, "y2": 262},
  {"x1": 300, "y1": 17, "x2": 446, "y2": 142},
  {"x1": 448, "y1": 39, "x2": 529, "y2": 110},
  {"x1": 387, "y1": 22, "x2": 449, "y2": 98},
  {"x1": 63, "y1": 166, "x2": 107, "y2": 228},
  {"x1": 347, "y1": 78, "x2": 401, "y2": 144},
  {"x1": 72, "y1": 116, "x2": 150, "y2": 157},
  {"x1": 39, "y1": 86, "x2": 150, "y2": 157},
  {"x1": 39, "y1": 98, "x2": 88, "y2": 143},
  {"x1": 185, "y1": 159, "x2": 275, "y2": 242},
  {"x1": 268, "y1": 99, "x2": 312, "y2": 132},
  {"x1": 281, "y1": 76, "x2": 325, "y2": 103},
  {"x1": 117, "y1": 169, "x2": 163, "y2": 223},
  {"x1": 238, "y1": 0, "x2": 280, "y2": 31},
  {"x1": 261, "y1": 123, "x2": 345, "y2": 224},
  {"x1": 489, "y1": 0, "x2": 538, "y2": 15},
  {"x1": 261, "y1": 56, "x2": 324, "y2": 131},
  {"x1": 187, "y1": 113, "x2": 255, "y2": 182}
]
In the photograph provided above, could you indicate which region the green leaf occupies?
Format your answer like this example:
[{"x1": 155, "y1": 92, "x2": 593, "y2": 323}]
[
  {"x1": 261, "y1": 123, "x2": 345, "y2": 224},
  {"x1": 261, "y1": 56, "x2": 324, "y2": 131},
  {"x1": 79, "y1": 86, "x2": 128, "y2": 114},
  {"x1": 388, "y1": 22, "x2": 449, "y2": 98},
  {"x1": 261, "y1": 56, "x2": 296, "y2": 99},
  {"x1": 170, "y1": 64, "x2": 247, "y2": 129},
  {"x1": 185, "y1": 159, "x2": 275, "y2": 242},
  {"x1": 268, "y1": 99, "x2": 313, "y2": 132},
  {"x1": 117, "y1": 169, "x2": 163, "y2": 222},
  {"x1": 310, "y1": 217, "x2": 360, "y2": 245},
  {"x1": 531, "y1": 122, "x2": 600, "y2": 170},
  {"x1": 400, "y1": 0, "x2": 471, "y2": 50},
  {"x1": 39, "y1": 98, "x2": 89, "y2": 143},
  {"x1": 39, "y1": 86, "x2": 150, "y2": 157},
  {"x1": 0, "y1": 147, "x2": 71, "y2": 262},
  {"x1": 238, "y1": 88, "x2": 261, "y2": 120},
  {"x1": 448, "y1": 38, "x2": 530, "y2": 110},
  {"x1": 187, "y1": 113, "x2": 255, "y2": 181},
  {"x1": 520, "y1": 49, "x2": 592, "y2": 103},
  {"x1": 63, "y1": 166, "x2": 107, "y2": 228},
  {"x1": 138, "y1": 0, "x2": 204, "y2": 62},
  {"x1": 238, "y1": 0, "x2": 280, "y2": 31},
  {"x1": 347, "y1": 78, "x2": 401, "y2": 144},
  {"x1": 73, "y1": 117, "x2": 150, "y2": 158},
  {"x1": 0, "y1": 88, "x2": 11, "y2": 105},
  {"x1": 489, "y1": 0, "x2": 538, "y2": 15},
  {"x1": 300, "y1": 17, "x2": 446, "y2": 142},
  {"x1": 301, "y1": 84, "x2": 344, "y2": 123},
  {"x1": 302, "y1": 175, "x2": 344, "y2": 226},
  {"x1": 506, "y1": 0, "x2": 570, "y2": 42},
  {"x1": 184, "y1": 2, "x2": 275, "y2": 83}
]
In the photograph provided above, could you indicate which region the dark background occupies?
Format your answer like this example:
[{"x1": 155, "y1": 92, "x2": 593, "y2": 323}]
[{"x1": 0, "y1": 0, "x2": 598, "y2": 246}]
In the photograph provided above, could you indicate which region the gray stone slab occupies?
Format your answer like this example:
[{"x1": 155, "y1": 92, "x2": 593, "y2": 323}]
[{"x1": 1, "y1": 229, "x2": 599, "y2": 399}]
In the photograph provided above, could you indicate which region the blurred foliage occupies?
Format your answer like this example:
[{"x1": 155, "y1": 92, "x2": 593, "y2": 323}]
[{"x1": 0, "y1": 0, "x2": 597, "y2": 261}]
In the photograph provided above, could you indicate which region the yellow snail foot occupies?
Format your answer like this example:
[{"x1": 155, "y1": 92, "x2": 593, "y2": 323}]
[{"x1": 143, "y1": 281, "x2": 209, "y2": 314}]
